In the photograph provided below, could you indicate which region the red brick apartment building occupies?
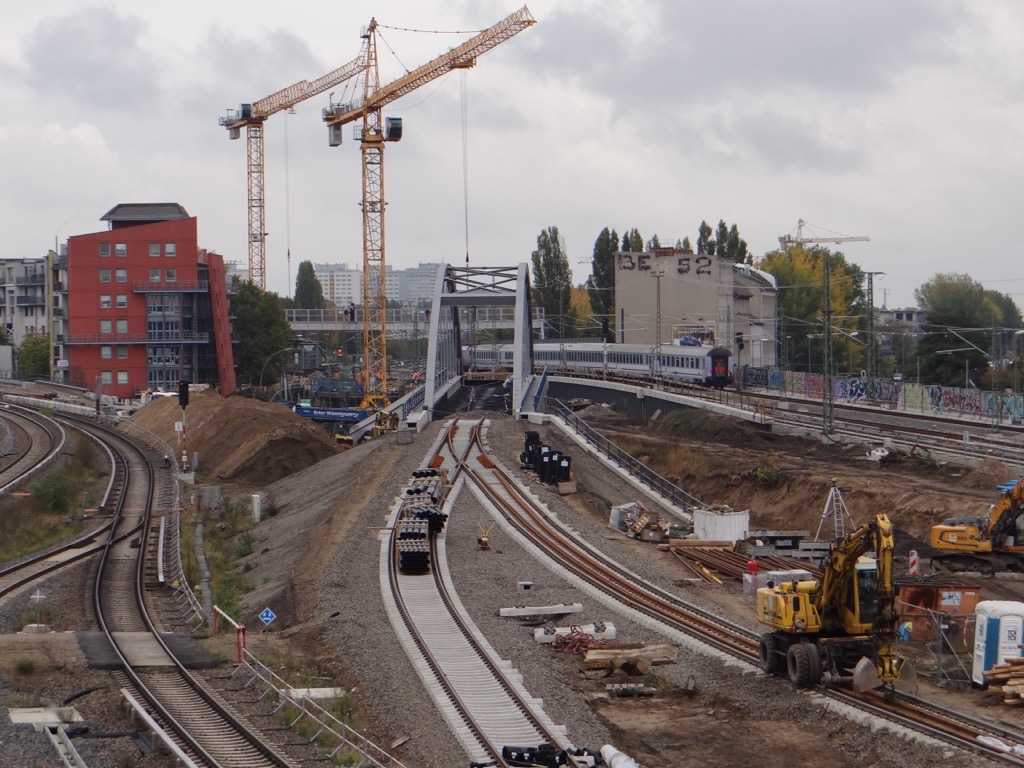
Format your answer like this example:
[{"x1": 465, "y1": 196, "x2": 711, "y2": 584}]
[{"x1": 62, "y1": 204, "x2": 235, "y2": 400}]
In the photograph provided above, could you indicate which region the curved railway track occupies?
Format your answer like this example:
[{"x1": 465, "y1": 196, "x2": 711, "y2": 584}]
[
  {"x1": 0, "y1": 406, "x2": 303, "y2": 767},
  {"x1": 80, "y1": 418, "x2": 299, "y2": 768},
  {"x1": 0, "y1": 404, "x2": 65, "y2": 491},
  {"x1": 0, "y1": 411, "x2": 120, "y2": 601}
]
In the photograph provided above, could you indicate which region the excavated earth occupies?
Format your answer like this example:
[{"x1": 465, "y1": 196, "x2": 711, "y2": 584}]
[{"x1": 6, "y1": 388, "x2": 1024, "y2": 767}]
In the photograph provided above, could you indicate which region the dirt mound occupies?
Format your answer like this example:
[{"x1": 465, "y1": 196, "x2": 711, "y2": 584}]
[
  {"x1": 961, "y1": 457, "x2": 1013, "y2": 491},
  {"x1": 575, "y1": 403, "x2": 631, "y2": 423},
  {"x1": 126, "y1": 390, "x2": 340, "y2": 485}
]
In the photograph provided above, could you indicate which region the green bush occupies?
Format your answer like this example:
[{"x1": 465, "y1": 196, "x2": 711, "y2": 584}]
[
  {"x1": 753, "y1": 453, "x2": 782, "y2": 486},
  {"x1": 29, "y1": 470, "x2": 73, "y2": 515}
]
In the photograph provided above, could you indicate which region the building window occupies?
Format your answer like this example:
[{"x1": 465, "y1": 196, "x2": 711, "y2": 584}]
[
  {"x1": 100, "y1": 346, "x2": 112, "y2": 359},
  {"x1": 149, "y1": 268, "x2": 161, "y2": 283},
  {"x1": 165, "y1": 243, "x2": 176, "y2": 257},
  {"x1": 116, "y1": 294, "x2": 128, "y2": 309},
  {"x1": 149, "y1": 243, "x2": 161, "y2": 257},
  {"x1": 101, "y1": 371, "x2": 113, "y2": 385},
  {"x1": 99, "y1": 243, "x2": 110, "y2": 257},
  {"x1": 117, "y1": 345, "x2": 128, "y2": 359},
  {"x1": 114, "y1": 243, "x2": 127, "y2": 257},
  {"x1": 99, "y1": 269, "x2": 111, "y2": 283},
  {"x1": 116, "y1": 319, "x2": 128, "y2": 334},
  {"x1": 165, "y1": 268, "x2": 176, "y2": 282},
  {"x1": 100, "y1": 320, "x2": 112, "y2": 334},
  {"x1": 115, "y1": 269, "x2": 127, "y2": 283},
  {"x1": 99, "y1": 295, "x2": 112, "y2": 309},
  {"x1": 117, "y1": 371, "x2": 128, "y2": 385}
]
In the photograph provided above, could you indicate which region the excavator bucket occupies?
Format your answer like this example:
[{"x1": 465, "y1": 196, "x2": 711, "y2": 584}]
[{"x1": 852, "y1": 656, "x2": 918, "y2": 695}]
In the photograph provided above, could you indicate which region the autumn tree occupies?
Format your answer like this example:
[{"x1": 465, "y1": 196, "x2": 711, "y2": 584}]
[{"x1": 757, "y1": 246, "x2": 867, "y2": 372}]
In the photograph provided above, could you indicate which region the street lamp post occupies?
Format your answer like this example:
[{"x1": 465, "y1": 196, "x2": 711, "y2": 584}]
[
  {"x1": 652, "y1": 267, "x2": 665, "y2": 381},
  {"x1": 260, "y1": 346, "x2": 299, "y2": 393}
]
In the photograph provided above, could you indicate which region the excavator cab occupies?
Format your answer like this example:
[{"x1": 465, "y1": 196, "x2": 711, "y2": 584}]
[{"x1": 756, "y1": 513, "x2": 917, "y2": 697}]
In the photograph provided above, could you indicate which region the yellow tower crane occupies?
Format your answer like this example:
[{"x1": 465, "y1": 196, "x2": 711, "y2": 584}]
[
  {"x1": 323, "y1": 6, "x2": 536, "y2": 411},
  {"x1": 219, "y1": 58, "x2": 364, "y2": 289}
]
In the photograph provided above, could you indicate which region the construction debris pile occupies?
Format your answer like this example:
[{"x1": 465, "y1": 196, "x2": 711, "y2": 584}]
[{"x1": 609, "y1": 502, "x2": 687, "y2": 542}]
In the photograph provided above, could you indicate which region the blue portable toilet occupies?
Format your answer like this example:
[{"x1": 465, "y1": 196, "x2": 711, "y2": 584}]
[{"x1": 972, "y1": 600, "x2": 1024, "y2": 686}]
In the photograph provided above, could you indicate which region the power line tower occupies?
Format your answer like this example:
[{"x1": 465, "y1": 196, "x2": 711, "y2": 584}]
[
  {"x1": 779, "y1": 219, "x2": 870, "y2": 435},
  {"x1": 864, "y1": 271, "x2": 885, "y2": 384}
]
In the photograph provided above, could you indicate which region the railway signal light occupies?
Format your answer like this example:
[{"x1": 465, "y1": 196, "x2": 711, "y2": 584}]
[{"x1": 178, "y1": 379, "x2": 190, "y2": 409}]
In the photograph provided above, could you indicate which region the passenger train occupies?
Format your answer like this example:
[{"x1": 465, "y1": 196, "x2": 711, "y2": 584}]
[{"x1": 463, "y1": 341, "x2": 735, "y2": 389}]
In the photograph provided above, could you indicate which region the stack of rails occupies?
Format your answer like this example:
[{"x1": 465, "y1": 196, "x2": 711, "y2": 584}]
[{"x1": 395, "y1": 469, "x2": 450, "y2": 574}]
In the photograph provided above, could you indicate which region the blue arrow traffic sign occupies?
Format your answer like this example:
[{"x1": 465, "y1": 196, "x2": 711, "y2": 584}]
[{"x1": 258, "y1": 607, "x2": 277, "y2": 626}]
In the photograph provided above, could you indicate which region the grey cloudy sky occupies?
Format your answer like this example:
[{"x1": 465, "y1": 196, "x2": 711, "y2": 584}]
[{"x1": 2, "y1": 1, "x2": 1021, "y2": 311}]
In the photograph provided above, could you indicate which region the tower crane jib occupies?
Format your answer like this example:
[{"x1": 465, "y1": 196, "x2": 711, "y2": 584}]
[
  {"x1": 322, "y1": 5, "x2": 536, "y2": 411},
  {"x1": 219, "y1": 56, "x2": 363, "y2": 289}
]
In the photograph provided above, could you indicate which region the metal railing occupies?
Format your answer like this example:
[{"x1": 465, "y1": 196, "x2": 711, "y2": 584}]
[
  {"x1": 549, "y1": 398, "x2": 705, "y2": 512},
  {"x1": 232, "y1": 650, "x2": 411, "y2": 767}
]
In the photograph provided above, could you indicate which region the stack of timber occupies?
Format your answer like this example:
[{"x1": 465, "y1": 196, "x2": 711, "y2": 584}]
[
  {"x1": 983, "y1": 657, "x2": 1024, "y2": 706},
  {"x1": 582, "y1": 643, "x2": 679, "y2": 676}
]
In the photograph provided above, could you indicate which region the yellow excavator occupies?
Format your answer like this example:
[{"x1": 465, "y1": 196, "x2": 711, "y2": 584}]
[
  {"x1": 930, "y1": 478, "x2": 1024, "y2": 574},
  {"x1": 756, "y1": 514, "x2": 917, "y2": 698}
]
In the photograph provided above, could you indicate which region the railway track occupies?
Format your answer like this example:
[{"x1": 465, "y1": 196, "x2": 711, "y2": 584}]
[
  {"x1": 383, "y1": 418, "x2": 574, "y2": 766},
  {"x1": 0, "y1": 404, "x2": 65, "y2": 491},
  {"x1": 80, "y1": 418, "x2": 301, "y2": 767},
  {"x1": 0, "y1": 406, "x2": 305, "y2": 767},
  {"x1": 452, "y1": 417, "x2": 1024, "y2": 764}
]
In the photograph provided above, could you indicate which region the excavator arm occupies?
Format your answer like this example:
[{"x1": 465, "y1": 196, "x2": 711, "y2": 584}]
[{"x1": 989, "y1": 479, "x2": 1024, "y2": 547}]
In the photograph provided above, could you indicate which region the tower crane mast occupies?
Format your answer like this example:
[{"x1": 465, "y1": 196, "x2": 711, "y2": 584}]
[
  {"x1": 778, "y1": 219, "x2": 870, "y2": 435},
  {"x1": 219, "y1": 58, "x2": 363, "y2": 289},
  {"x1": 323, "y1": 6, "x2": 536, "y2": 411}
]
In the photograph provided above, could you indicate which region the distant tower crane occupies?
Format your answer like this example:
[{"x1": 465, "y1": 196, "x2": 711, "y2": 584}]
[
  {"x1": 778, "y1": 219, "x2": 869, "y2": 435},
  {"x1": 322, "y1": 6, "x2": 536, "y2": 411},
  {"x1": 219, "y1": 58, "x2": 363, "y2": 289}
]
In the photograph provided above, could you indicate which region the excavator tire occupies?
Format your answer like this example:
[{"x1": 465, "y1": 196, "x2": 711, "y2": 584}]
[
  {"x1": 787, "y1": 643, "x2": 814, "y2": 687},
  {"x1": 804, "y1": 642, "x2": 822, "y2": 685},
  {"x1": 759, "y1": 633, "x2": 783, "y2": 675}
]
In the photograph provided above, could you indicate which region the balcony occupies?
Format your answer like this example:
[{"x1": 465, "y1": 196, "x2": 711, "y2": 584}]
[
  {"x1": 16, "y1": 295, "x2": 45, "y2": 306},
  {"x1": 15, "y1": 275, "x2": 45, "y2": 285},
  {"x1": 132, "y1": 280, "x2": 209, "y2": 293},
  {"x1": 64, "y1": 331, "x2": 210, "y2": 345}
]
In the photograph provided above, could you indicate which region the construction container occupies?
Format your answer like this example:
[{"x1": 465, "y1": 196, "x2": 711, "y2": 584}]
[
  {"x1": 692, "y1": 507, "x2": 749, "y2": 544},
  {"x1": 896, "y1": 575, "x2": 981, "y2": 651},
  {"x1": 972, "y1": 600, "x2": 1024, "y2": 686}
]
